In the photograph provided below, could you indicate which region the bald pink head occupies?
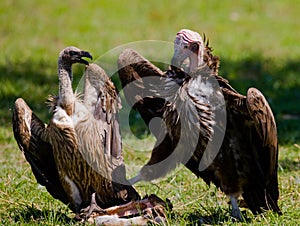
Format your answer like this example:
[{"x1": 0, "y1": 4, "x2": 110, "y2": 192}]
[
  {"x1": 176, "y1": 29, "x2": 203, "y2": 43},
  {"x1": 171, "y1": 29, "x2": 204, "y2": 73}
]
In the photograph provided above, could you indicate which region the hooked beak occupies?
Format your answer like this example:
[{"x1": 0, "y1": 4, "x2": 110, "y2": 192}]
[
  {"x1": 78, "y1": 51, "x2": 93, "y2": 65},
  {"x1": 171, "y1": 48, "x2": 186, "y2": 69}
]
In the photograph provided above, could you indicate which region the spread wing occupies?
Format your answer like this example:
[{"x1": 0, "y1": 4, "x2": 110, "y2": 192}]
[
  {"x1": 12, "y1": 98, "x2": 70, "y2": 207},
  {"x1": 81, "y1": 63, "x2": 140, "y2": 196},
  {"x1": 77, "y1": 64, "x2": 123, "y2": 175},
  {"x1": 117, "y1": 48, "x2": 166, "y2": 138}
]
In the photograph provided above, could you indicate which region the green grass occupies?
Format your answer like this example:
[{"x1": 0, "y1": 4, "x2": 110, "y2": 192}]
[{"x1": 1, "y1": 0, "x2": 299, "y2": 225}]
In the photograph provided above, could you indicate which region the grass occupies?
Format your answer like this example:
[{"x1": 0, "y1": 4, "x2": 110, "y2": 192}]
[{"x1": 0, "y1": 0, "x2": 299, "y2": 225}]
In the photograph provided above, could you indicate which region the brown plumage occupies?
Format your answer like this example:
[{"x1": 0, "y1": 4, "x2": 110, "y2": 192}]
[
  {"x1": 117, "y1": 49, "x2": 167, "y2": 138},
  {"x1": 13, "y1": 47, "x2": 140, "y2": 218},
  {"x1": 117, "y1": 29, "x2": 281, "y2": 220},
  {"x1": 12, "y1": 47, "x2": 93, "y2": 208},
  {"x1": 13, "y1": 98, "x2": 70, "y2": 206}
]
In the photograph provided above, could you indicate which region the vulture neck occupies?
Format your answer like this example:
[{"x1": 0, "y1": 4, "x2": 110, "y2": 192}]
[{"x1": 57, "y1": 59, "x2": 75, "y2": 116}]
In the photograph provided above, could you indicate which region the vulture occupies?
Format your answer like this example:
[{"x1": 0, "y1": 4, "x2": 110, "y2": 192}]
[
  {"x1": 117, "y1": 29, "x2": 281, "y2": 220},
  {"x1": 13, "y1": 46, "x2": 140, "y2": 219}
]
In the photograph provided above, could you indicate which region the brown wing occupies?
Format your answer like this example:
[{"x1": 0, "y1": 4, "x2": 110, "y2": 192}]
[
  {"x1": 237, "y1": 88, "x2": 281, "y2": 214},
  {"x1": 82, "y1": 63, "x2": 140, "y2": 202},
  {"x1": 12, "y1": 98, "x2": 70, "y2": 208},
  {"x1": 117, "y1": 48, "x2": 166, "y2": 138},
  {"x1": 84, "y1": 63, "x2": 122, "y2": 160},
  {"x1": 245, "y1": 88, "x2": 281, "y2": 214},
  {"x1": 246, "y1": 88, "x2": 277, "y2": 152}
]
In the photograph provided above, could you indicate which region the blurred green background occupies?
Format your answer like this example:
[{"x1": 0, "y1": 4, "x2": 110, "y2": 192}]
[{"x1": 0, "y1": 0, "x2": 299, "y2": 225}]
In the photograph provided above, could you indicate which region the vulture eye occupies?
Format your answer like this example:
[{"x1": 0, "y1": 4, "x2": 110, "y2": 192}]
[
  {"x1": 190, "y1": 42, "x2": 199, "y2": 52},
  {"x1": 69, "y1": 51, "x2": 77, "y2": 56}
]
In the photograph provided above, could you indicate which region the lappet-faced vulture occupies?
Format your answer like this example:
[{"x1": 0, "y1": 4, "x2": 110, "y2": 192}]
[
  {"x1": 13, "y1": 47, "x2": 140, "y2": 219},
  {"x1": 117, "y1": 29, "x2": 281, "y2": 220}
]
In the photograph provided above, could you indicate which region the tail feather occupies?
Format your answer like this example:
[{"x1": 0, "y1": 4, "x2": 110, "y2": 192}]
[
  {"x1": 243, "y1": 189, "x2": 266, "y2": 215},
  {"x1": 266, "y1": 170, "x2": 282, "y2": 214},
  {"x1": 242, "y1": 181, "x2": 281, "y2": 215}
]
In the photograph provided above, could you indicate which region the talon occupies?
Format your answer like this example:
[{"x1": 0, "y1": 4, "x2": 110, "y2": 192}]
[{"x1": 80, "y1": 192, "x2": 106, "y2": 219}]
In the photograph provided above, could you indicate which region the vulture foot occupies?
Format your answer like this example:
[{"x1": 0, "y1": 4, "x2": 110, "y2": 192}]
[
  {"x1": 79, "y1": 193, "x2": 106, "y2": 220},
  {"x1": 229, "y1": 195, "x2": 244, "y2": 222}
]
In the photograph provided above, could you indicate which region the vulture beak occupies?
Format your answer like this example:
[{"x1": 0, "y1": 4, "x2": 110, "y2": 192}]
[
  {"x1": 78, "y1": 51, "x2": 93, "y2": 65},
  {"x1": 171, "y1": 47, "x2": 185, "y2": 69}
]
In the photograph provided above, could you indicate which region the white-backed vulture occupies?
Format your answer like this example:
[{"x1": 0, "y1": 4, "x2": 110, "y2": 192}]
[
  {"x1": 117, "y1": 29, "x2": 281, "y2": 220},
  {"x1": 13, "y1": 47, "x2": 140, "y2": 219}
]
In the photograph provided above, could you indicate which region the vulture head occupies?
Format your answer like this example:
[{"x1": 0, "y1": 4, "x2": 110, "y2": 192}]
[
  {"x1": 171, "y1": 29, "x2": 204, "y2": 73},
  {"x1": 58, "y1": 46, "x2": 93, "y2": 69},
  {"x1": 56, "y1": 46, "x2": 93, "y2": 116}
]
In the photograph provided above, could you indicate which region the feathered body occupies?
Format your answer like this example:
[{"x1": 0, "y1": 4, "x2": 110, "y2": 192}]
[
  {"x1": 117, "y1": 30, "x2": 281, "y2": 219},
  {"x1": 13, "y1": 47, "x2": 139, "y2": 217}
]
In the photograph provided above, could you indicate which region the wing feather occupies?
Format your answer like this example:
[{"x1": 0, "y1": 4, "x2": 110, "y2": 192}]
[
  {"x1": 79, "y1": 64, "x2": 123, "y2": 171},
  {"x1": 81, "y1": 63, "x2": 140, "y2": 202},
  {"x1": 243, "y1": 88, "x2": 280, "y2": 213},
  {"x1": 246, "y1": 88, "x2": 278, "y2": 176},
  {"x1": 117, "y1": 48, "x2": 167, "y2": 138},
  {"x1": 12, "y1": 98, "x2": 70, "y2": 207}
]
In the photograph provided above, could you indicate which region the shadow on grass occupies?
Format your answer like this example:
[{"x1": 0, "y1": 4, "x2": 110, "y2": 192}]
[
  {"x1": 171, "y1": 208, "x2": 252, "y2": 225},
  {"x1": 9, "y1": 205, "x2": 75, "y2": 224},
  {"x1": 220, "y1": 55, "x2": 300, "y2": 145},
  {"x1": 1, "y1": 56, "x2": 300, "y2": 144}
]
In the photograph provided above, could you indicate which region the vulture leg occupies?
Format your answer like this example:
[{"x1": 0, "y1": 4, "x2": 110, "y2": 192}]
[
  {"x1": 80, "y1": 192, "x2": 106, "y2": 219},
  {"x1": 229, "y1": 195, "x2": 243, "y2": 221}
]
